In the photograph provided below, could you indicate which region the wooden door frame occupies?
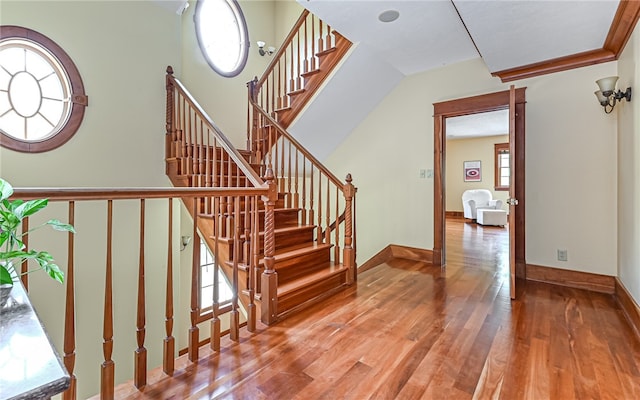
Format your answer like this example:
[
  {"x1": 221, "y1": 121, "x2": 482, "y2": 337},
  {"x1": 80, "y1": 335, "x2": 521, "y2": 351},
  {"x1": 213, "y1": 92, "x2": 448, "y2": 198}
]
[{"x1": 433, "y1": 88, "x2": 526, "y2": 278}]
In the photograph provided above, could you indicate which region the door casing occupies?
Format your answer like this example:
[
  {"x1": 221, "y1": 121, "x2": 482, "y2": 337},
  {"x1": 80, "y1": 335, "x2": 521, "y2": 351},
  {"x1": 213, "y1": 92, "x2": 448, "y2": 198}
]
[{"x1": 432, "y1": 88, "x2": 526, "y2": 279}]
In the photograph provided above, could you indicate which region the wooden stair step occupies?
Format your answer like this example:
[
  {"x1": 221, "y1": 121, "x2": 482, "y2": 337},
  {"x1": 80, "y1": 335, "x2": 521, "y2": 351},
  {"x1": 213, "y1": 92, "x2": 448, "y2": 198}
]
[
  {"x1": 276, "y1": 262, "x2": 348, "y2": 315},
  {"x1": 218, "y1": 224, "x2": 316, "y2": 254}
]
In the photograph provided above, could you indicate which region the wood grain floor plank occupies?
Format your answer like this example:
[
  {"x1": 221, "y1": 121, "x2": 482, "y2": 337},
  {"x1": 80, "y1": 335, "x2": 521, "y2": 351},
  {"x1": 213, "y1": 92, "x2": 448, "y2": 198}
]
[{"x1": 104, "y1": 219, "x2": 640, "y2": 400}]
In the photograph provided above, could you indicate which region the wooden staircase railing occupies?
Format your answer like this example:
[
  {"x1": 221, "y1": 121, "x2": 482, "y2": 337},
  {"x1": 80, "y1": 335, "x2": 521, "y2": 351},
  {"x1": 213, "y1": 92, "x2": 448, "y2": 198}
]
[
  {"x1": 252, "y1": 9, "x2": 352, "y2": 129},
  {"x1": 247, "y1": 86, "x2": 357, "y2": 289},
  {"x1": 11, "y1": 186, "x2": 272, "y2": 400}
]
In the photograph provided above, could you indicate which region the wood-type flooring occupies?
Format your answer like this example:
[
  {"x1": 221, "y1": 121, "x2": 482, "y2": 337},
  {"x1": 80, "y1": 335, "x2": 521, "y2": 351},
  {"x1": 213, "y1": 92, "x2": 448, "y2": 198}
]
[{"x1": 109, "y1": 218, "x2": 640, "y2": 399}]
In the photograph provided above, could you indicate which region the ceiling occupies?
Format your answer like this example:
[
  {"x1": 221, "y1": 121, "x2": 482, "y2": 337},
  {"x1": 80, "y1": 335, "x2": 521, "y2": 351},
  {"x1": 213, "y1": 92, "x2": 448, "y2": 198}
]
[
  {"x1": 300, "y1": 0, "x2": 626, "y2": 139},
  {"x1": 300, "y1": 0, "x2": 621, "y2": 77}
]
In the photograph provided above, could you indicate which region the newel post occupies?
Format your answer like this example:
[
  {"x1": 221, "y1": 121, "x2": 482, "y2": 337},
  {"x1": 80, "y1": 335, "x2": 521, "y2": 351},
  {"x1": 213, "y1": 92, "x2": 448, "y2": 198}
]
[
  {"x1": 261, "y1": 169, "x2": 278, "y2": 325},
  {"x1": 165, "y1": 66, "x2": 175, "y2": 159},
  {"x1": 343, "y1": 174, "x2": 356, "y2": 284}
]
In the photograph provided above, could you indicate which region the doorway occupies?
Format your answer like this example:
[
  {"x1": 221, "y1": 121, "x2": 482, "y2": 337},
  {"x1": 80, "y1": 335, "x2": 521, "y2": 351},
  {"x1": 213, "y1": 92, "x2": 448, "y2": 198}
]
[{"x1": 432, "y1": 88, "x2": 526, "y2": 296}]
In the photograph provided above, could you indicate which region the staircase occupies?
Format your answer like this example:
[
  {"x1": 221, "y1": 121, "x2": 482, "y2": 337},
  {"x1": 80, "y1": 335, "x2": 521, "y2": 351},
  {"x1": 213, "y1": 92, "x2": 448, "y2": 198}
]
[{"x1": 163, "y1": 10, "x2": 356, "y2": 327}]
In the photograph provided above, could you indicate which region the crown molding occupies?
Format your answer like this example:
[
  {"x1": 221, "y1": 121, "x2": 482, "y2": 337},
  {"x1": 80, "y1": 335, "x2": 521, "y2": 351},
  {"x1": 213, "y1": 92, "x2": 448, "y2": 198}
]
[{"x1": 492, "y1": 0, "x2": 640, "y2": 83}]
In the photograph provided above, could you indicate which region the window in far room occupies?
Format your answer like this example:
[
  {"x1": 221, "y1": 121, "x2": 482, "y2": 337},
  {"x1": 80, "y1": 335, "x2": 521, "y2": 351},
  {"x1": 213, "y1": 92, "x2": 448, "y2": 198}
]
[
  {"x1": 194, "y1": 0, "x2": 249, "y2": 77},
  {"x1": 494, "y1": 142, "x2": 510, "y2": 191},
  {"x1": 0, "y1": 26, "x2": 88, "y2": 153}
]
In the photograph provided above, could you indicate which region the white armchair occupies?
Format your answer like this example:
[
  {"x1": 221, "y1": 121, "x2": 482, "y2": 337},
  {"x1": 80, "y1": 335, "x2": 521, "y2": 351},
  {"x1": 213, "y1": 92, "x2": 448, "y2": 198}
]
[{"x1": 462, "y1": 189, "x2": 503, "y2": 220}]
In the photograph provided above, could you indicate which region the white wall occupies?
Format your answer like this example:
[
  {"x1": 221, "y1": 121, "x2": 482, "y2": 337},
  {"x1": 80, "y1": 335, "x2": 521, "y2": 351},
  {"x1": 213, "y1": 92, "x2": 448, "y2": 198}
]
[
  {"x1": 617, "y1": 24, "x2": 640, "y2": 304},
  {"x1": 446, "y1": 135, "x2": 509, "y2": 212},
  {"x1": 325, "y1": 57, "x2": 618, "y2": 277}
]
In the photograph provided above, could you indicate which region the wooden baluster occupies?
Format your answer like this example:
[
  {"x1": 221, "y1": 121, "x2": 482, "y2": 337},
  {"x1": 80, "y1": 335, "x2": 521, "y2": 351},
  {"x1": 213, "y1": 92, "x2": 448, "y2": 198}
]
[
  {"x1": 252, "y1": 194, "x2": 261, "y2": 296},
  {"x1": 101, "y1": 200, "x2": 115, "y2": 400},
  {"x1": 277, "y1": 59, "x2": 282, "y2": 110},
  {"x1": 294, "y1": 148, "x2": 300, "y2": 209},
  {"x1": 285, "y1": 141, "x2": 292, "y2": 207},
  {"x1": 205, "y1": 128, "x2": 211, "y2": 190},
  {"x1": 163, "y1": 198, "x2": 175, "y2": 375},
  {"x1": 199, "y1": 120, "x2": 206, "y2": 186},
  {"x1": 325, "y1": 178, "x2": 331, "y2": 245},
  {"x1": 181, "y1": 98, "x2": 188, "y2": 174},
  {"x1": 211, "y1": 196, "x2": 221, "y2": 352},
  {"x1": 325, "y1": 23, "x2": 333, "y2": 49},
  {"x1": 289, "y1": 42, "x2": 295, "y2": 93},
  {"x1": 296, "y1": 30, "x2": 301, "y2": 90},
  {"x1": 344, "y1": 174, "x2": 356, "y2": 284},
  {"x1": 247, "y1": 196, "x2": 257, "y2": 332},
  {"x1": 311, "y1": 15, "x2": 317, "y2": 71},
  {"x1": 280, "y1": 137, "x2": 286, "y2": 193},
  {"x1": 309, "y1": 164, "x2": 315, "y2": 233},
  {"x1": 134, "y1": 199, "x2": 147, "y2": 389},
  {"x1": 230, "y1": 196, "x2": 241, "y2": 340},
  {"x1": 318, "y1": 19, "x2": 324, "y2": 54},
  {"x1": 303, "y1": 17, "x2": 309, "y2": 73},
  {"x1": 243, "y1": 195, "x2": 251, "y2": 268},
  {"x1": 191, "y1": 108, "x2": 197, "y2": 178},
  {"x1": 261, "y1": 169, "x2": 278, "y2": 325},
  {"x1": 62, "y1": 202, "x2": 76, "y2": 400},
  {"x1": 188, "y1": 198, "x2": 200, "y2": 362},
  {"x1": 20, "y1": 217, "x2": 28, "y2": 290},
  {"x1": 212, "y1": 137, "x2": 219, "y2": 188},
  {"x1": 334, "y1": 186, "x2": 340, "y2": 263},
  {"x1": 317, "y1": 173, "x2": 323, "y2": 243},
  {"x1": 269, "y1": 70, "x2": 274, "y2": 117},
  {"x1": 301, "y1": 158, "x2": 306, "y2": 225}
]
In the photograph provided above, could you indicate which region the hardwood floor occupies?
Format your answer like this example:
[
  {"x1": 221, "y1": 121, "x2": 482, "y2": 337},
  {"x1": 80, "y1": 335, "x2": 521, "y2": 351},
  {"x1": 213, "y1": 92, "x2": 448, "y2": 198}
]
[{"x1": 109, "y1": 218, "x2": 640, "y2": 399}]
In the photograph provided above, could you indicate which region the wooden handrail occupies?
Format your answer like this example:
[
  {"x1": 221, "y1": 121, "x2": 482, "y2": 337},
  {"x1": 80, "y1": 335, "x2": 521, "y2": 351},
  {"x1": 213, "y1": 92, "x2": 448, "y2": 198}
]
[{"x1": 10, "y1": 186, "x2": 268, "y2": 200}]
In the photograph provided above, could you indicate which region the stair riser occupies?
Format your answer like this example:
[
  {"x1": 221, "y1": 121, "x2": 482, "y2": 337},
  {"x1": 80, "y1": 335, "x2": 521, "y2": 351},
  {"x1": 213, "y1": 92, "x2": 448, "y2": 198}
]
[
  {"x1": 277, "y1": 272, "x2": 348, "y2": 314},
  {"x1": 275, "y1": 248, "x2": 332, "y2": 283},
  {"x1": 224, "y1": 227, "x2": 315, "y2": 256}
]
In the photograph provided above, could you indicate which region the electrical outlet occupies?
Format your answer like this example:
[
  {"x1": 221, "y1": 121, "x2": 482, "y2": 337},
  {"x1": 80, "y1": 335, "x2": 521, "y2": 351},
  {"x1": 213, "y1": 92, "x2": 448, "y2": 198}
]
[
  {"x1": 557, "y1": 249, "x2": 568, "y2": 261},
  {"x1": 427, "y1": 169, "x2": 434, "y2": 178},
  {"x1": 419, "y1": 169, "x2": 426, "y2": 179}
]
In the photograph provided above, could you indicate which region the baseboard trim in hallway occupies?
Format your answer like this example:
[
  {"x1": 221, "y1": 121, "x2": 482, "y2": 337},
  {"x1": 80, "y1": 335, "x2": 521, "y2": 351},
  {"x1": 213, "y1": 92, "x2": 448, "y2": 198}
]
[
  {"x1": 525, "y1": 263, "x2": 615, "y2": 294},
  {"x1": 358, "y1": 244, "x2": 433, "y2": 273},
  {"x1": 616, "y1": 277, "x2": 640, "y2": 342}
]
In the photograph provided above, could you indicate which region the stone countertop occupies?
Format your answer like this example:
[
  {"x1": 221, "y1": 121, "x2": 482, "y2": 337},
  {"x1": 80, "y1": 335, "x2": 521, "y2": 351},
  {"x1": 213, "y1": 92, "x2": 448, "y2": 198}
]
[{"x1": 0, "y1": 281, "x2": 70, "y2": 400}]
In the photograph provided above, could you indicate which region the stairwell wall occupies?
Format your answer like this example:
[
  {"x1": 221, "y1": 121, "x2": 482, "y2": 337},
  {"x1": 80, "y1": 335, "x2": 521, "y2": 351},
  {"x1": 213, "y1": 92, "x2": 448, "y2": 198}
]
[
  {"x1": 0, "y1": 1, "x2": 182, "y2": 398},
  {"x1": 325, "y1": 56, "x2": 618, "y2": 279},
  {"x1": 180, "y1": 0, "x2": 299, "y2": 150}
]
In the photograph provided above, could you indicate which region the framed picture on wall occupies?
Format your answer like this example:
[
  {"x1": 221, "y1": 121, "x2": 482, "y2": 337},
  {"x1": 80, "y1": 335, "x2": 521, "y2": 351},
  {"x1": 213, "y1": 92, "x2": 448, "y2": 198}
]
[{"x1": 464, "y1": 160, "x2": 481, "y2": 182}]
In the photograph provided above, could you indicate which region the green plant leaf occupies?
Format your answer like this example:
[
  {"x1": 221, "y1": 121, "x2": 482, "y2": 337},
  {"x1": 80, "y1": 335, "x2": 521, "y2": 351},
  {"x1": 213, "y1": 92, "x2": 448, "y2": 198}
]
[
  {"x1": 0, "y1": 265, "x2": 13, "y2": 285},
  {"x1": 41, "y1": 262, "x2": 64, "y2": 284},
  {"x1": 47, "y1": 219, "x2": 76, "y2": 233},
  {"x1": 15, "y1": 198, "x2": 48, "y2": 219},
  {"x1": 0, "y1": 179, "x2": 13, "y2": 202}
]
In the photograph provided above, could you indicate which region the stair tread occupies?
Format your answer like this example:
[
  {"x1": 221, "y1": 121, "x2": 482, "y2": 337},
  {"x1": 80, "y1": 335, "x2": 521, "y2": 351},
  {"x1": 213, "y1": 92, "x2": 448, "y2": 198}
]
[
  {"x1": 277, "y1": 262, "x2": 346, "y2": 297},
  {"x1": 272, "y1": 242, "x2": 332, "y2": 262},
  {"x1": 216, "y1": 224, "x2": 316, "y2": 243}
]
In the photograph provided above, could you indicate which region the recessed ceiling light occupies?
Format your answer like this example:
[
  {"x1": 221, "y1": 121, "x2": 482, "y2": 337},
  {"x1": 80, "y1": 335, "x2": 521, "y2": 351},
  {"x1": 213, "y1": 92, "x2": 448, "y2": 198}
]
[{"x1": 378, "y1": 10, "x2": 399, "y2": 23}]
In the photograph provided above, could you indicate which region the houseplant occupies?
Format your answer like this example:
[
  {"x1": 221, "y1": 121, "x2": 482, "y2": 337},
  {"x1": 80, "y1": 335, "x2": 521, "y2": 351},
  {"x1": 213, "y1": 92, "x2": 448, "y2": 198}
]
[{"x1": 0, "y1": 178, "x2": 75, "y2": 306}]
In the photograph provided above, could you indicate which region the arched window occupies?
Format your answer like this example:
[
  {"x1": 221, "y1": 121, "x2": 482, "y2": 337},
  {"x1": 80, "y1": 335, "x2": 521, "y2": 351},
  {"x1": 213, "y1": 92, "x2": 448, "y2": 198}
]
[
  {"x1": 0, "y1": 26, "x2": 88, "y2": 153},
  {"x1": 194, "y1": 0, "x2": 249, "y2": 77}
]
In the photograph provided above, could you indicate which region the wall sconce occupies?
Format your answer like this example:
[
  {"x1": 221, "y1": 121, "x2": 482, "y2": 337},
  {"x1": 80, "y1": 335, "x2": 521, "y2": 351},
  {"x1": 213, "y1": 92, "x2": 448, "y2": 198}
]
[
  {"x1": 594, "y1": 76, "x2": 632, "y2": 114},
  {"x1": 256, "y1": 41, "x2": 275, "y2": 57},
  {"x1": 180, "y1": 235, "x2": 191, "y2": 251}
]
